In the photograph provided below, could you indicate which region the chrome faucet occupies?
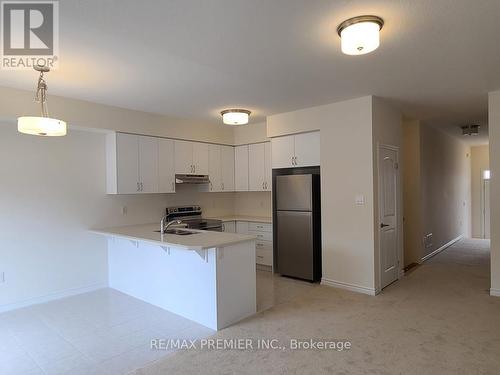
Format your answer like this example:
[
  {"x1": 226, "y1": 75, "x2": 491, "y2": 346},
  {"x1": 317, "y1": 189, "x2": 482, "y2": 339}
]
[{"x1": 160, "y1": 217, "x2": 183, "y2": 234}]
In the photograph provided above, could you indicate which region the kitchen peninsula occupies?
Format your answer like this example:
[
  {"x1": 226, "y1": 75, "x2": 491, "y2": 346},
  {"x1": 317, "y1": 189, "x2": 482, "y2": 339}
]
[{"x1": 92, "y1": 224, "x2": 256, "y2": 330}]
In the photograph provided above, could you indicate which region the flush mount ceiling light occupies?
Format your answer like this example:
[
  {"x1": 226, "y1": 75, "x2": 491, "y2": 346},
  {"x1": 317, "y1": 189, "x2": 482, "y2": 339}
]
[
  {"x1": 337, "y1": 15, "x2": 384, "y2": 55},
  {"x1": 221, "y1": 109, "x2": 251, "y2": 125},
  {"x1": 18, "y1": 65, "x2": 67, "y2": 137},
  {"x1": 461, "y1": 124, "x2": 480, "y2": 136}
]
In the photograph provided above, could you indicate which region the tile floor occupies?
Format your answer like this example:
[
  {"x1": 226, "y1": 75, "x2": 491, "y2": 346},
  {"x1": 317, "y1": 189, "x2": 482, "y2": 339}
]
[
  {"x1": 0, "y1": 288, "x2": 214, "y2": 375},
  {"x1": 0, "y1": 270, "x2": 306, "y2": 375}
]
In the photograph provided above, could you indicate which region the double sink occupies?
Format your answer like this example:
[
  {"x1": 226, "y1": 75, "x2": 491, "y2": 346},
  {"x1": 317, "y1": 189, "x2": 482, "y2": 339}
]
[{"x1": 154, "y1": 229, "x2": 198, "y2": 236}]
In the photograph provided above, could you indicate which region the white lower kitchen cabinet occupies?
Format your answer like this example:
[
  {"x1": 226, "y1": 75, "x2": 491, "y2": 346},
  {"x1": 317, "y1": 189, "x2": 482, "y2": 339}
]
[
  {"x1": 236, "y1": 220, "x2": 273, "y2": 268},
  {"x1": 222, "y1": 221, "x2": 236, "y2": 233},
  {"x1": 236, "y1": 221, "x2": 249, "y2": 234}
]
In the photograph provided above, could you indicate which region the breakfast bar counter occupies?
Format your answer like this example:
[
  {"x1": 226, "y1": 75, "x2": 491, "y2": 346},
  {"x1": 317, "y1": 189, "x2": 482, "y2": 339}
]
[{"x1": 92, "y1": 224, "x2": 257, "y2": 330}]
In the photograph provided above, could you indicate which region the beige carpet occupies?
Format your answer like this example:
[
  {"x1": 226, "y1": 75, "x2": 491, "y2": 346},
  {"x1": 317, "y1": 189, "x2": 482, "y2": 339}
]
[{"x1": 133, "y1": 239, "x2": 500, "y2": 375}]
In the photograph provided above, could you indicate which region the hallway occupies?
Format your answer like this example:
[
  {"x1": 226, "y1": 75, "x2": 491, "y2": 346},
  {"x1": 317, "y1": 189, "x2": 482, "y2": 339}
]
[{"x1": 135, "y1": 239, "x2": 500, "y2": 375}]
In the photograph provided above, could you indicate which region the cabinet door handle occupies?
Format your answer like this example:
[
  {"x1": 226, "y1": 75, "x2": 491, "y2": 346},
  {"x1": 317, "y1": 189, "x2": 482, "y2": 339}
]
[
  {"x1": 222, "y1": 182, "x2": 224, "y2": 190},
  {"x1": 140, "y1": 182, "x2": 144, "y2": 191},
  {"x1": 137, "y1": 182, "x2": 140, "y2": 192},
  {"x1": 222, "y1": 223, "x2": 225, "y2": 231},
  {"x1": 171, "y1": 181, "x2": 175, "y2": 191},
  {"x1": 262, "y1": 181, "x2": 264, "y2": 190}
]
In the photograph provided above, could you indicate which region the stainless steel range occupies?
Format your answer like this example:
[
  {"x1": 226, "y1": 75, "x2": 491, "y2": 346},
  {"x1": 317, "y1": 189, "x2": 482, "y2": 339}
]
[{"x1": 165, "y1": 206, "x2": 223, "y2": 232}]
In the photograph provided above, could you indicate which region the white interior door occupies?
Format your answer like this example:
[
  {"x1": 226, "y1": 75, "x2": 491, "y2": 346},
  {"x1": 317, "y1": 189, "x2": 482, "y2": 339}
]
[
  {"x1": 158, "y1": 138, "x2": 175, "y2": 193},
  {"x1": 116, "y1": 133, "x2": 140, "y2": 194},
  {"x1": 379, "y1": 146, "x2": 399, "y2": 289},
  {"x1": 484, "y1": 180, "x2": 490, "y2": 239},
  {"x1": 208, "y1": 144, "x2": 222, "y2": 192}
]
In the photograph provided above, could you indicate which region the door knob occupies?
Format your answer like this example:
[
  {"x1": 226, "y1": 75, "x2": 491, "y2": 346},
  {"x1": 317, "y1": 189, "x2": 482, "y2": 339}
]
[{"x1": 380, "y1": 223, "x2": 389, "y2": 228}]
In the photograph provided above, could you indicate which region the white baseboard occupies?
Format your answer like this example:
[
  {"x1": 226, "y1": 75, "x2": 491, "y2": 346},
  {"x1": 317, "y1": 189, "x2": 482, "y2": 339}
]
[
  {"x1": 490, "y1": 288, "x2": 500, "y2": 297},
  {"x1": 321, "y1": 278, "x2": 377, "y2": 296},
  {"x1": 0, "y1": 283, "x2": 107, "y2": 314},
  {"x1": 421, "y1": 235, "x2": 463, "y2": 262}
]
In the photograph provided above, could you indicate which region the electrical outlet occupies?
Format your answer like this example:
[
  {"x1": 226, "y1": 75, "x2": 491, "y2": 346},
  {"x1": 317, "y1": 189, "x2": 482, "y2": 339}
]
[{"x1": 0, "y1": 272, "x2": 5, "y2": 284}]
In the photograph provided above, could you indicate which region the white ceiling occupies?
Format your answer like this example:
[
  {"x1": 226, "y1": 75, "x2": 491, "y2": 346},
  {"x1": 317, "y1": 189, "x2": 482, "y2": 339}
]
[{"x1": 0, "y1": 0, "x2": 498, "y2": 142}]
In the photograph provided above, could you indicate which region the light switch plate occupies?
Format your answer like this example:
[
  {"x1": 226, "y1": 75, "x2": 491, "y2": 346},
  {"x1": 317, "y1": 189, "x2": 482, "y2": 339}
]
[{"x1": 355, "y1": 195, "x2": 365, "y2": 205}]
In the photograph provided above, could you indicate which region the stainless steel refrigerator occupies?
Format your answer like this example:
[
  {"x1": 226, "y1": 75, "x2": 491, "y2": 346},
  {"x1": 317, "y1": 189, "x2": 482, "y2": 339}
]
[{"x1": 273, "y1": 169, "x2": 321, "y2": 281}]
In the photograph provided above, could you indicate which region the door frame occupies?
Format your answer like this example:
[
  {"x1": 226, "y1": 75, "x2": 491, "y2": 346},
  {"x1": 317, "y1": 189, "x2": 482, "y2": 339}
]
[
  {"x1": 377, "y1": 143, "x2": 403, "y2": 292},
  {"x1": 482, "y1": 169, "x2": 490, "y2": 239}
]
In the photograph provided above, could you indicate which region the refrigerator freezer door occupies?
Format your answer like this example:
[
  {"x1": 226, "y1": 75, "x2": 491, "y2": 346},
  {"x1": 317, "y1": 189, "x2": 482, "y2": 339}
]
[
  {"x1": 276, "y1": 210, "x2": 314, "y2": 280},
  {"x1": 276, "y1": 174, "x2": 313, "y2": 211}
]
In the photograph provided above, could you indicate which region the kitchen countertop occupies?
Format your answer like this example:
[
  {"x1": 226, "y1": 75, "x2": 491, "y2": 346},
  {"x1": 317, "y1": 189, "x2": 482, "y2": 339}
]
[
  {"x1": 91, "y1": 223, "x2": 256, "y2": 250},
  {"x1": 207, "y1": 215, "x2": 272, "y2": 224}
]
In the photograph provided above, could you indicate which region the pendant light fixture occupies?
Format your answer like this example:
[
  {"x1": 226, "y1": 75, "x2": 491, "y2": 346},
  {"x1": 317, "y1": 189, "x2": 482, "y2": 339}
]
[
  {"x1": 221, "y1": 109, "x2": 251, "y2": 125},
  {"x1": 18, "y1": 65, "x2": 67, "y2": 136},
  {"x1": 337, "y1": 15, "x2": 384, "y2": 55}
]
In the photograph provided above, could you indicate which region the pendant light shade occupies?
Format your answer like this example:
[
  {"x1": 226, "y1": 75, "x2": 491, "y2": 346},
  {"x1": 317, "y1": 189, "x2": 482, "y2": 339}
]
[
  {"x1": 18, "y1": 116, "x2": 67, "y2": 136},
  {"x1": 337, "y1": 15, "x2": 384, "y2": 55},
  {"x1": 221, "y1": 109, "x2": 251, "y2": 125},
  {"x1": 17, "y1": 65, "x2": 67, "y2": 137}
]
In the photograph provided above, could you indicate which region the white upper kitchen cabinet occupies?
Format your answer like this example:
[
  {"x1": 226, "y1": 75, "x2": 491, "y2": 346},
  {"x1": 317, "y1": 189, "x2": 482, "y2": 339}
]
[
  {"x1": 271, "y1": 131, "x2": 320, "y2": 168},
  {"x1": 174, "y1": 140, "x2": 194, "y2": 174},
  {"x1": 158, "y1": 138, "x2": 175, "y2": 193},
  {"x1": 234, "y1": 145, "x2": 249, "y2": 191},
  {"x1": 271, "y1": 135, "x2": 294, "y2": 169},
  {"x1": 174, "y1": 140, "x2": 209, "y2": 175},
  {"x1": 113, "y1": 133, "x2": 140, "y2": 194},
  {"x1": 138, "y1": 136, "x2": 159, "y2": 193},
  {"x1": 249, "y1": 142, "x2": 272, "y2": 191},
  {"x1": 193, "y1": 142, "x2": 209, "y2": 175},
  {"x1": 106, "y1": 132, "x2": 159, "y2": 194},
  {"x1": 208, "y1": 145, "x2": 234, "y2": 192},
  {"x1": 294, "y1": 132, "x2": 320, "y2": 167},
  {"x1": 208, "y1": 144, "x2": 222, "y2": 192},
  {"x1": 221, "y1": 145, "x2": 235, "y2": 192},
  {"x1": 264, "y1": 142, "x2": 272, "y2": 191}
]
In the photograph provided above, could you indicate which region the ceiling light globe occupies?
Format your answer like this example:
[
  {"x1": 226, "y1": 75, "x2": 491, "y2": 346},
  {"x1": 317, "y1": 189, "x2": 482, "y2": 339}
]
[
  {"x1": 18, "y1": 116, "x2": 67, "y2": 137},
  {"x1": 338, "y1": 16, "x2": 383, "y2": 55},
  {"x1": 221, "y1": 109, "x2": 251, "y2": 125}
]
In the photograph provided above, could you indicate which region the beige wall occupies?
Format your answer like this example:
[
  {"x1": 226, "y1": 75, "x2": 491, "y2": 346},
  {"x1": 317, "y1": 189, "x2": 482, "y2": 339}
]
[
  {"x1": 233, "y1": 121, "x2": 268, "y2": 145},
  {"x1": 0, "y1": 86, "x2": 234, "y2": 144},
  {"x1": 402, "y1": 120, "x2": 423, "y2": 266},
  {"x1": 0, "y1": 86, "x2": 271, "y2": 310},
  {"x1": 488, "y1": 91, "x2": 500, "y2": 295},
  {"x1": 268, "y1": 96, "x2": 400, "y2": 294},
  {"x1": 420, "y1": 124, "x2": 471, "y2": 257},
  {"x1": 470, "y1": 145, "x2": 489, "y2": 238},
  {"x1": 402, "y1": 122, "x2": 471, "y2": 263}
]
